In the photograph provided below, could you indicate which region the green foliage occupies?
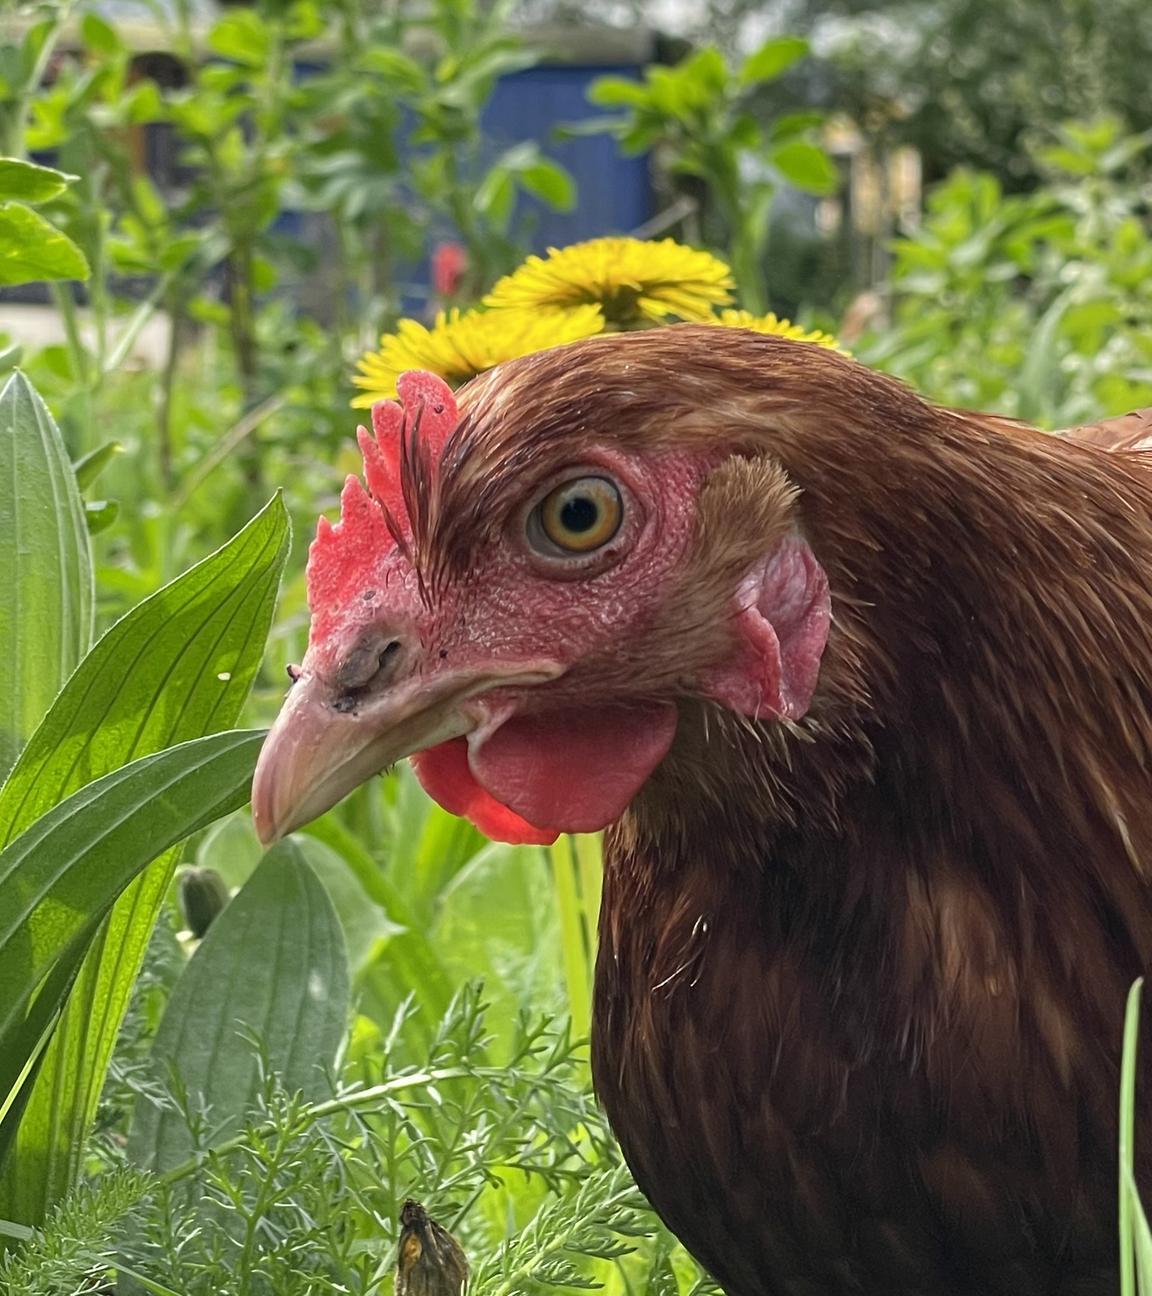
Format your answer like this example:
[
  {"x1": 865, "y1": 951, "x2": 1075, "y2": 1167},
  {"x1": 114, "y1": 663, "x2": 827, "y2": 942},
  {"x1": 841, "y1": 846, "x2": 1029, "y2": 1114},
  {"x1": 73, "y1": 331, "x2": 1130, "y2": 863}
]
[
  {"x1": 0, "y1": 728, "x2": 263, "y2": 1174},
  {"x1": 807, "y1": 0, "x2": 1152, "y2": 189},
  {"x1": 467, "y1": 1166, "x2": 652, "y2": 1294},
  {"x1": 864, "y1": 117, "x2": 1152, "y2": 423},
  {"x1": 129, "y1": 842, "x2": 349, "y2": 1173},
  {"x1": 0, "y1": 157, "x2": 88, "y2": 289},
  {"x1": 82, "y1": 988, "x2": 708, "y2": 1295},
  {"x1": 0, "y1": 494, "x2": 289, "y2": 1224},
  {"x1": 0, "y1": 1165, "x2": 151, "y2": 1296},
  {"x1": 586, "y1": 38, "x2": 835, "y2": 311},
  {"x1": 0, "y1": 372, "x2": 93, "y2": 780}
]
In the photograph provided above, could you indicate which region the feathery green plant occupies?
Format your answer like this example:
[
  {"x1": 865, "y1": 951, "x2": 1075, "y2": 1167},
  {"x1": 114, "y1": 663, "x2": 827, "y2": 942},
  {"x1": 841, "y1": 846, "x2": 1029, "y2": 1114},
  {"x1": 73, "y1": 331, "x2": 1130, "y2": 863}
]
[{"x1": 0, "y1": 1166, "x2": 151, "y2": 1295}]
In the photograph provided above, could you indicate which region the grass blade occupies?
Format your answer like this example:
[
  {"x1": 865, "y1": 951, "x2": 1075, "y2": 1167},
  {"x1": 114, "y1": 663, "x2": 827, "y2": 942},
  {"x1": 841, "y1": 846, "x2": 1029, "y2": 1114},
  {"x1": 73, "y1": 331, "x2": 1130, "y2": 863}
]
[{"x1": 1120, "y1": 977, "x2": 1144, "y2": 1296}]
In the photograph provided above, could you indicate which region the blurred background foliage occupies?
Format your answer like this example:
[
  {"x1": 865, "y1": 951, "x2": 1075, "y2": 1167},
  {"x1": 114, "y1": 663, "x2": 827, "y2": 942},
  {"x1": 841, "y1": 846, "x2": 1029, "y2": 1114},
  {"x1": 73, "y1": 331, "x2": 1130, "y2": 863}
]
[{"x1": 0, "y1": 0, "x2": 1150, "y2": 1290}]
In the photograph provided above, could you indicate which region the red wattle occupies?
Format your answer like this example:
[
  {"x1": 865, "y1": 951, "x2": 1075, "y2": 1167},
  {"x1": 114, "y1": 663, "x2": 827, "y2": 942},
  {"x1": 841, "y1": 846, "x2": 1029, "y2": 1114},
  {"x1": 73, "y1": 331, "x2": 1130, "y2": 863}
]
[
  {"x1": 410, "y1": 702, "x2": 678, "y2": 844},
  {"x1": 411, "y1": 739, "x2": 558, "y2": 846}
]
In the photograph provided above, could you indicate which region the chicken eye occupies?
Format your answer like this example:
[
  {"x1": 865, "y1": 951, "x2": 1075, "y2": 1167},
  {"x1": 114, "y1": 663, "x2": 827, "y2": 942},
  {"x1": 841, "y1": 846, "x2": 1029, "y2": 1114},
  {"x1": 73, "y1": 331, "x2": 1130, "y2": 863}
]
[{"x1": 530, "y1": 476, "x2": 623, "y2": 555}]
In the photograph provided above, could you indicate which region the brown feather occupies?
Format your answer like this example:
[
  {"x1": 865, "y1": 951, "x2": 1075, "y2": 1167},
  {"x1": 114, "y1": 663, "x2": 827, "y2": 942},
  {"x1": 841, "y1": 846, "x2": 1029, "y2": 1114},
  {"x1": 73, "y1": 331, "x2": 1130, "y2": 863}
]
[{"x1": 444, "y1": 327, "x2": 1152, "y2": 1295}]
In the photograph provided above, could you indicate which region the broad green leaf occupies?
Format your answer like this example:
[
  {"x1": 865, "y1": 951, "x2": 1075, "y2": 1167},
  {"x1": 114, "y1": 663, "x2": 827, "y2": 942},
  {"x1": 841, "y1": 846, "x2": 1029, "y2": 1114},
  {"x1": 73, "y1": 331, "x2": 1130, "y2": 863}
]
[
  {"x1": 0, "y1": 372, "x2": 92, "y2": 782},
  {"x1": 0, "y1": 158, "x2": 77, "y2": 204},
  {"x1": 198, "y1": 813, "x2": 398, "y2": 973},
  {"x1": 0, "y1": 498, "x2": 289, "y2": 1224},
  {"x1": 679, "y1": 47, "x2": 727, "y2": 97},
  {"x1": 128, "y1": 840, "x2": 349, "y2": 1173},
  {"x1": 739, "y1": 36, "x2": 809, "y2": 87},
  {"x1": 0, "y1": 204, "x2": 89, "y2": 286},
  {"x1": 0, "y1": 495, "x2": 287, "y2": 840},
  {"x1": 303, "y1": 813, "x2": 457, "y2": 1052},
  {"x1": 433, "y1": 840, "x2": 564, "y2": 1052},
  {"x1": 0, "y1": 728, "x2": 266, "y2": 1192},
  {"x1": 770, "y1": 139, "x2": 839, "y2": 195}
]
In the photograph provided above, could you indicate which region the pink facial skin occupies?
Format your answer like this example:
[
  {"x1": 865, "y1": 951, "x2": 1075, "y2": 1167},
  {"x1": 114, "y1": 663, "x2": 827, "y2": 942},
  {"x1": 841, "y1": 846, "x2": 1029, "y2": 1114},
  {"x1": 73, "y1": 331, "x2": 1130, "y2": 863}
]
[{"x1": 261, "y1": 371, "x2": 831, "y2": 846}]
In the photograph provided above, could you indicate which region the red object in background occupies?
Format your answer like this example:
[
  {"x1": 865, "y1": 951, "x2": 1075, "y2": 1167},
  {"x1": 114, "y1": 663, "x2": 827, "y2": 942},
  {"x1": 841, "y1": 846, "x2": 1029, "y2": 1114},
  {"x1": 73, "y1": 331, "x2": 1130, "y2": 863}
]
[{"x1": 431, "y1": 241, "x2": 468, "y2": 299}]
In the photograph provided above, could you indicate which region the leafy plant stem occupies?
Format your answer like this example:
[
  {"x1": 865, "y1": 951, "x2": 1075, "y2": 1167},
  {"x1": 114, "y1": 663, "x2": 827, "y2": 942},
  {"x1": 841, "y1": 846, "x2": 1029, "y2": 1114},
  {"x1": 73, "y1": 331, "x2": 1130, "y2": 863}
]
[
  {"x1": 157, "y1": 1067, "x2": 477, "y2": 1187},
  {"x1": 0, "y1": 1, "x2": 74, "y2": 156}
]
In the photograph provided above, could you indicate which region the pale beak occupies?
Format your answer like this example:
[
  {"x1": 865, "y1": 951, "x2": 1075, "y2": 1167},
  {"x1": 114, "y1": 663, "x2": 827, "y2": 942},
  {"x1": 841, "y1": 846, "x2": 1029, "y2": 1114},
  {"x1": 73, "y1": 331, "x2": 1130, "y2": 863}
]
[{"x1": 251, "y1": 665, "x2": 561, "y2": 845}]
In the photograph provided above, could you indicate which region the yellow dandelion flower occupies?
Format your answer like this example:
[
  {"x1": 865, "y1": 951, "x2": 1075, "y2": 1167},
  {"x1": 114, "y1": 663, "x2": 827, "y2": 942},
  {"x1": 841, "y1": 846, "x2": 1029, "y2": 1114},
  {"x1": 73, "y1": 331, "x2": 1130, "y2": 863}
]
[
  {"x1": 351, "y1": 304, "x2": 605, "y2": 406},
  {"x1": 711, "y1": 308, "x2": 845, "y2": 352},
  {"x1": 484, "y1": 237, "x2": 735, "y2": 326}
]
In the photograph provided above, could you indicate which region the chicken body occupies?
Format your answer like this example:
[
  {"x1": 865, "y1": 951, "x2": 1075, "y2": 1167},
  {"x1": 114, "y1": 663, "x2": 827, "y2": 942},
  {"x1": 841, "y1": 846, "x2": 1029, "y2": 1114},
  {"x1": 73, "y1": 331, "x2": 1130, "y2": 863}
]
[
  {"x1": 254, "y1": 328, "x2": 1152, "y2": 1296},
  {"x1": 588, "y1": 346, "x2": 1152, "y2": 1295}
]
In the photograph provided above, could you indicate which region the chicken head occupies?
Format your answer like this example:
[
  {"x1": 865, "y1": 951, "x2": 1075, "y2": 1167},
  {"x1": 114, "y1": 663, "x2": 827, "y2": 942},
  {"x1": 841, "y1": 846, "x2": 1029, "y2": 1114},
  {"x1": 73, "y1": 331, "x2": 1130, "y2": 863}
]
[{"x1": 252, "y1": 342, "x2": 831, "y2": 846}]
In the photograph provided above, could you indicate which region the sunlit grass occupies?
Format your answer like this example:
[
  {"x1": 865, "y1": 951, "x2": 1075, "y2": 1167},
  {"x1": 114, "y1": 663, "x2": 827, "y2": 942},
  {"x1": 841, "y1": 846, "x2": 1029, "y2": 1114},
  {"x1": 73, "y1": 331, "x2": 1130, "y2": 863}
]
[{"x1": 1121, "y1": 978, "x2": 1152, "y2": 1296}]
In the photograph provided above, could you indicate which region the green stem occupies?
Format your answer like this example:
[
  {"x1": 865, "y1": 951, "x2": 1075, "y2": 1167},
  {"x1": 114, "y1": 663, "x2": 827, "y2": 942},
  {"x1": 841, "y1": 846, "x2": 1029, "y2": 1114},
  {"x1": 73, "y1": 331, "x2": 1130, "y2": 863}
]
[
  {"x1": 549, "y1": 838, "x2": 593, "y2": 1040},
  {"x1": 155, "y1": 294, "x2": 184, "y2": 493},
  {"x1": 51, "y1": 282, "x2": 91, "y2": 388}
]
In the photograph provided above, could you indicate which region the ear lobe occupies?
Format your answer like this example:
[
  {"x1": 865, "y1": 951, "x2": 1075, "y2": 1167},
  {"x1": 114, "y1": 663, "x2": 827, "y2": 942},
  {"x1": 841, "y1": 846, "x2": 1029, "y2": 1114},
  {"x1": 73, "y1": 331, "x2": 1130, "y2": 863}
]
[{"x1": 699, "y1": 536, "x2": 830, "y2": 722}]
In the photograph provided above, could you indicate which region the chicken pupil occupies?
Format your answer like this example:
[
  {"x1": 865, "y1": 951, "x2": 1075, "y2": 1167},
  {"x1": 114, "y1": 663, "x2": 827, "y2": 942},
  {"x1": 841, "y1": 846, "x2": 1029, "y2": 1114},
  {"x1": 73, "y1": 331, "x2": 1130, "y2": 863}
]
[{"x1": 561, "y1": 495, "x2": 598, "y2": 533}]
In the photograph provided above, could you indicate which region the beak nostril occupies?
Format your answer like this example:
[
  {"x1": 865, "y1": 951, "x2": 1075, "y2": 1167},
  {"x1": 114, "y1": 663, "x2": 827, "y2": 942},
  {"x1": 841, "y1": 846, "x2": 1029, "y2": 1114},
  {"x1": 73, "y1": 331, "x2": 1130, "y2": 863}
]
[{"x1": 332, "y1": 634, "x2": 409, "y2": 702}]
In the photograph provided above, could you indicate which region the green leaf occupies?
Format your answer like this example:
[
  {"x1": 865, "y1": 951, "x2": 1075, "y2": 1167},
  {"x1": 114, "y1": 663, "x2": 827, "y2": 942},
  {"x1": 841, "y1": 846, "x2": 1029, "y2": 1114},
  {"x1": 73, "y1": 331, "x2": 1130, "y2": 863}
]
[
  {"x1": 0, "y1": 204, "x2": 89, "y2": 286},
  {"x1": 0, "y1": 497, "x2": 289, "y2": 1225},
  {"x1": 128, "y1": 840, "x2": 349, "y2": 1173},
  {"x1": 520, "y1": 159, "x2": 576, "y2": 211},
  {"x1": 739, "y1": 36, "x2": 809, "y2": 86},
  {"x1": 475, "y1": 167, "x2": 516, "y2": 232},
  {"x1": 587, "y1": 76, "x2": 649, "y2": 109},
  {"x1": 1015, "y1": 284, "x2": 1076, "y2": 425},
  {"x1": 0, "y1": 729, "x2": 267, "y2": 1181},
  {"x1": 0, "y1": 158, "x2": 78, "y2": 204},
  {"x1": 0, "y1": 495, "x2": 288, "y2": 841},
  {"x1": 72, "y1": 440, "x2": 123, "y2": 490},
  {"x1": 80, "y1": 12, "x2": 123, "y2": 58},
  {"x1": 770, "y1": 139, "x2": 839, "y2": 195},
  {"x1": 208, "y1": 10, "x2": 270, "y2": 67},
  {"x1": 0, "y1": 372, "x2": 93, "y2": 782},
  {"x1": 356, "y1": 47, "x2": 426, "y2": 94},
  {"x1": 83, "y1": 498, "x2": 118, "y2": 534}
]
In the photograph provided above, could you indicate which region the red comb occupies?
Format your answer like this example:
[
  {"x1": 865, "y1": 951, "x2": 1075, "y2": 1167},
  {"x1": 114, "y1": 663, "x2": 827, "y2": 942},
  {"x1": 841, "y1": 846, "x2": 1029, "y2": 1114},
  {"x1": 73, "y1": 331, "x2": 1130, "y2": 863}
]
[{"x1": 307, "y1": 371, "x2": 458, "y2": 642}]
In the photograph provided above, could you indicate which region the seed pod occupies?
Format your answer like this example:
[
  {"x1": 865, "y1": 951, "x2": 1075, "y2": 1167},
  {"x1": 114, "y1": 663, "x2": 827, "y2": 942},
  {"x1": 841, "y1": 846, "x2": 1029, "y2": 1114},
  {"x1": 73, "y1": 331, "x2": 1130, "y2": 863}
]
[
  {"x1": 178, "y1": 866, "x2": 231, "y2": 938},
  {"x1": 395, "y1": 1199, "x2": 468, "y2": 1296}
]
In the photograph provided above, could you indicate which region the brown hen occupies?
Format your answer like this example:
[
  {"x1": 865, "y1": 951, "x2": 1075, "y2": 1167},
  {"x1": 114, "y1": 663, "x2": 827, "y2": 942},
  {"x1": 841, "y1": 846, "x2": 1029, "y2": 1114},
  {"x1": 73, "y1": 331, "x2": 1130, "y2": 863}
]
[{"x1": 254, "y1": 327, "x2": 1152, "y2": 1295}]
